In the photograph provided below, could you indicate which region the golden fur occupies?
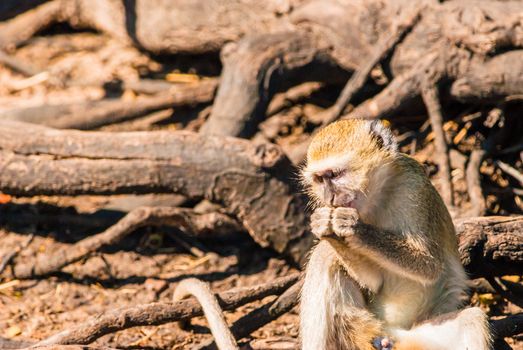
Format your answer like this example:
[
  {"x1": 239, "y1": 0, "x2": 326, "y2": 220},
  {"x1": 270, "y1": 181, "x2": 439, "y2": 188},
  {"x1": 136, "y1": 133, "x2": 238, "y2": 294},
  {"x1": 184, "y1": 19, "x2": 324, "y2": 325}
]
[{"x1": 300, "y1": 119, "x2": 491, "y2": 350}]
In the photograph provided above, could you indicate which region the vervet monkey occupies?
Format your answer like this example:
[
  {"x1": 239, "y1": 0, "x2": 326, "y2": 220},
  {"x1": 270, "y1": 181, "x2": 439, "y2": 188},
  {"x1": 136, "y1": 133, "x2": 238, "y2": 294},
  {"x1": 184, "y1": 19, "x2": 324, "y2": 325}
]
[{"x1": 299, "y1": 119, "x2": 491, "y2": 350}]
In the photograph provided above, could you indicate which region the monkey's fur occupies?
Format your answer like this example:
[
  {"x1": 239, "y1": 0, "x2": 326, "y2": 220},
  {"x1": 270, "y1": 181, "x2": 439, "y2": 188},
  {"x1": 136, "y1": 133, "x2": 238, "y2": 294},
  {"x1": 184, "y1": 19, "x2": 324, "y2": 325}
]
[
  {"x1": 300, "y1": 119, "x2": 491, "y2": 350},
  {"x1": 173, "y1": 278, "x2": 239, "y2": 350}
]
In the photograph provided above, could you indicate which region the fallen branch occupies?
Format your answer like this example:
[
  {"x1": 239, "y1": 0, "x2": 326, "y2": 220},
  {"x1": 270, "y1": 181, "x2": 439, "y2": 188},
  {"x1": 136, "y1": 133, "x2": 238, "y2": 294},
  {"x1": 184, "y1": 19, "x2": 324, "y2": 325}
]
[
  {"x1": 465, "y1": 123, "x2": 504, "y2": 217},
  {"x1": 33, "y1": 273, "x2": 299, "y2": 346},
  {"x1": 200, "y1": 30, "x2": 348, "y2": 138},
  {"x1": 266, "y1": 82, "x2": 323, "y2": 117},
  {"x1": 0, "y1": 79, "x2": 218, "y2": 129},
  {"x1": 0, "y1": 121, "x2": 311, "y2": 263},
  {"x1": 421, "y1": 85, "x2": 454, "y2": 207},
  {"x1": 26, "y1": 346, "x2": 118, "y2": 350},
  {"x1": 324, "y1": 6, "x2": 422, "y2": 125},
  {"x1": 344, "y1": 47, "x2": 446, "y2": 120},
  {"x1": 451, "y1": 51, "x2": 523, "y2": 102},
  {"x1": 455, "y1": 216, "x2": 523, "y2": 278},
  {"x1": 10, "y1": 207, "x2": 230, "y2": 279}
]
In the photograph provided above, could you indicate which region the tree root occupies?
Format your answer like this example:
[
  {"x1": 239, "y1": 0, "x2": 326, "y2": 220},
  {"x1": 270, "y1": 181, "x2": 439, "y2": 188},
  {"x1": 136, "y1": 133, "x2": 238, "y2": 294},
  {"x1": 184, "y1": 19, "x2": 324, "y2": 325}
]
[
  {"x1": 200, "y1": 30, "x2": 347, "y2": 138},
  {"x1": 0, "y1": 234, "x2": 34, "y2": 275},
  {"x1": 465, "y1": 123, "x2": 505, "y2": 217},
  {"x1": 465, "y1": 149, "x2": 487, "y2": 217},
  {"x1": 30, "y1": 276, "x2": 523, "y2": 349},
  {"x1": 9, "y1": 207, "x2": 233, "y2": 279}
]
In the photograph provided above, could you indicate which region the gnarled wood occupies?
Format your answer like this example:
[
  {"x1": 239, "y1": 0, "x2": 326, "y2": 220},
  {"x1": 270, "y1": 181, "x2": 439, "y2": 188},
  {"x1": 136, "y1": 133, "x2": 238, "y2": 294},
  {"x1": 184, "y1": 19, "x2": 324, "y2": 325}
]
[
  {"x1": 0, "y1": 121, "x2": 312, "y2": 263},
  {"x1": 200, "y1": 30, "x2": 347, "y2": 138},
  {"x1": 456, "y1": 216, "x2": 523, "y2": 278}
]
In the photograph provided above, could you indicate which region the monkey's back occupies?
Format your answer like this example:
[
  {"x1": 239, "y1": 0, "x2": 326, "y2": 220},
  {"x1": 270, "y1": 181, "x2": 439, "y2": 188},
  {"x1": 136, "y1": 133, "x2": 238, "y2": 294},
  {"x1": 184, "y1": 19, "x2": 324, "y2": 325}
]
[{"x1": 366, "y1": 154, "x2": 467, "y2": 328}]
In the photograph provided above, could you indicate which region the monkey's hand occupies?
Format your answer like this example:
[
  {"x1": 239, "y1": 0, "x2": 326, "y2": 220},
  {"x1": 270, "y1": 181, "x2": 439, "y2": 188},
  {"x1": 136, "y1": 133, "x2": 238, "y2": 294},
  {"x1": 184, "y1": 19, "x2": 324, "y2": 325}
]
[
  {"x1": 310, "y1": 207, "x2": 333, "y2": 239},
  {"x1": 332, "y1": 207, "x2": 359, "y2": 239}
]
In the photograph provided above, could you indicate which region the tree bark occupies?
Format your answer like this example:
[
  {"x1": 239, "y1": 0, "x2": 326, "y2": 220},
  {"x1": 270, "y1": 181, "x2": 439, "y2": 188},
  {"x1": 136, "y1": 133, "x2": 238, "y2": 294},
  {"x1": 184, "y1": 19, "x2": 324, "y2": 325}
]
[
  {"x1": 0, "y1": 121, "x2": 312, "y2": 263},
  {"x1": 451, "y1": 51, "x2": 523, "y2": 101},
  {"x1": 456, "y1": 216, "x2": 523, "y2": 278},
  {"x1": 200, "y1": 30, "x2": 348, "y2": 138}
]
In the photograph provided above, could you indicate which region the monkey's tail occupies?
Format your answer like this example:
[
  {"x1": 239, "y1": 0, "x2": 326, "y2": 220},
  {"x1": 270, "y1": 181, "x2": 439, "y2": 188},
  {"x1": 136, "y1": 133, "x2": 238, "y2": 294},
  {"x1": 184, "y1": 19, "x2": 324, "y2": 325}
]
[{"x1": 173, "y1": 278, "x2": 239, "y2": 350}]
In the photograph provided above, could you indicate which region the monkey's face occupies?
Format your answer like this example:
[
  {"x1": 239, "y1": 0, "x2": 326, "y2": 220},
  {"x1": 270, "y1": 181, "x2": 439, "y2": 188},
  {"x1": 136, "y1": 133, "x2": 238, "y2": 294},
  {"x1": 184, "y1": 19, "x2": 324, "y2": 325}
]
[
  {"x1": 301, "y1": 154, "x2": 369, "y2": 210},
  {"x1": 303, "y1": 119, "x2": 398, "y2": 210}
]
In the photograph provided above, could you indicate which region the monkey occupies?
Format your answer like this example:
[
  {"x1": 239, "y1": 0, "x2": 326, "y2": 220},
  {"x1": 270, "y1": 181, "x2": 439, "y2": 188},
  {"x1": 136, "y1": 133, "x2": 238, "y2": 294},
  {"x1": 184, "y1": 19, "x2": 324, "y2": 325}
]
[{"x1": 299, "y1": 119, "x2": 491, "y2": 350}]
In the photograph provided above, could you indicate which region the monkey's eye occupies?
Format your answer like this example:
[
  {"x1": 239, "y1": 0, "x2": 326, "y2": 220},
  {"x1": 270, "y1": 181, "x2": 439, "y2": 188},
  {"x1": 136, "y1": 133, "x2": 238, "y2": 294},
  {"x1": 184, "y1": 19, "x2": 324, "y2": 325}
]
[
  {"x1": 313, "y1": 174, "x2": 323, "y2": 183},
  {"x1": 325, "y1": 169, "x2": 345, "y2": 180},
  {"x1": 332, "y1": 169, "x2": 346, "y2": 179}
]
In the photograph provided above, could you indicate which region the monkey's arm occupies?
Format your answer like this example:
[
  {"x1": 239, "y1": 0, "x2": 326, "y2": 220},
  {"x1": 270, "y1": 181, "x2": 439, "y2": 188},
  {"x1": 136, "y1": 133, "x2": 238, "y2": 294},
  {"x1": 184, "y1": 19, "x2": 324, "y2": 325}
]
[{"x1": 328, "y1": 209, "x2": 444, "y2": 284}]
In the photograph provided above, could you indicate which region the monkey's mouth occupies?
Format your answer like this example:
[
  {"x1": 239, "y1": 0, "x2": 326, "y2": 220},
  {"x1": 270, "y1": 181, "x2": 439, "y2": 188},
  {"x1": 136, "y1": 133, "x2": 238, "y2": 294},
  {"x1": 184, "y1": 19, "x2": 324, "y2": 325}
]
[
  {"x1": 333, "y1": 195, "x2": 355, "y2": 208},
  {"x1": 333, "y1": 191, "x2": 362, "y2": 209}
]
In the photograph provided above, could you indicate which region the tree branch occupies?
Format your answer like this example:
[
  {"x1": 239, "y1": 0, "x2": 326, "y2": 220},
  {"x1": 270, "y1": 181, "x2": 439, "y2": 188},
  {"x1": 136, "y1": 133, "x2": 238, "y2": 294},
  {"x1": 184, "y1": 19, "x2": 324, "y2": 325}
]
[
  {"x1": 0, "y1": 121, "x2": 312, "y2": 263},
  {"x1": 33, "y1": 274, "x2": 299, "y2": 346},
  {"x1": 325, "y1": 6, "x2": 422, "y2": 124}
]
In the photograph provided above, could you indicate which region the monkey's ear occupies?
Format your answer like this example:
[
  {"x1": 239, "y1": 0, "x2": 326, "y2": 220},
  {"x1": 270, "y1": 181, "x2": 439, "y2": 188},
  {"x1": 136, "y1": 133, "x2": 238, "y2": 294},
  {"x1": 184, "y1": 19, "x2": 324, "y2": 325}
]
[{"x1": 369, "y1": 120, "x2": 398, "y2": 152}]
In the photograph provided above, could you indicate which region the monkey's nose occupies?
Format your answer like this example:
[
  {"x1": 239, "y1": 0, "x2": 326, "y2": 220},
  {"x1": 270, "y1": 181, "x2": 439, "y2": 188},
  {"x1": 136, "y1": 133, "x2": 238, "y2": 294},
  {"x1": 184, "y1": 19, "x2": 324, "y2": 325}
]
[{"x1": 323, "y1": 186, "x2": 335, "y2": 206}]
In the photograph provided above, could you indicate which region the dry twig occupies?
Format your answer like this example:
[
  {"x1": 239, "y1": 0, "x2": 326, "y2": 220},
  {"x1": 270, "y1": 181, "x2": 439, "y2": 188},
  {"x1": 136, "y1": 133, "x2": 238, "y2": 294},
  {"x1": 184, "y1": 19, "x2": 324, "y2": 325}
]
[
  {"x1": 496, "y1": 160, "x2": 523, "y2": 187},
  {"x1": 466, "y1": 149, "x2": 487, "y2": 217},
  {"x1": 421, "y1": 85, "x2": 454, "y2": 207}
]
